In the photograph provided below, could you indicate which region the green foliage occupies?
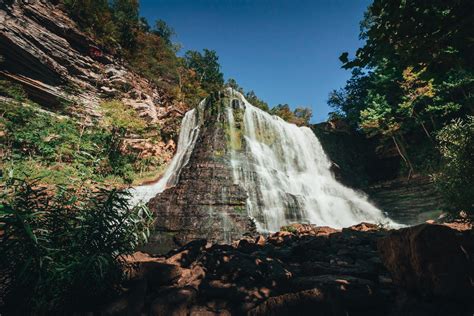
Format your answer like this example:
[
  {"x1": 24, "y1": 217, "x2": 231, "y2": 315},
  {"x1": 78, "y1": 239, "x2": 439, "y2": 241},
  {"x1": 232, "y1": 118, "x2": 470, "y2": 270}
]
[
  {"x1": 271, "y1": 104, "x2": 313, "y2": 126},
  {"x1": 0, "y1": 80, "x2": 27, "y2": 101},
  {"x1": 62, "y1": 0, "x2": 118, "y2": 49},
  {"x1": 0, "y1": 178, "x2": 154, "y2": 313},
  {"x1": 281, "y1": 225, "x2": 297, "y2": 233},
  {"x1": 225, "y1": 78, "x2": 244, "y2": 93},
  {"x1": 434, "y1": 117, "x2": 474, "y2": 214},
  {"x1": 331, "y1": 0, "x2": 474, "y2": 176},
  {"x1": 245, "y1": 90, "x2": 270, "y2": 112},
  {"x1": 110, "y1": 0, "x2": 140, "y2": 50},
  {"x1": 100, "y1": 100, "x2": 147, "y2": 133},
  {"x1": 62, "y1": 0, "x2": 205, "y2": 108},
  {"x1": 184, "y1": 49, "x2": 224, "y2": 94},
  {"x1": 152, "y1": 19, "x2": 175, "y2": 47},
  {"x1": 0, "y1": 99, "x2": 162, "y2": 186}
]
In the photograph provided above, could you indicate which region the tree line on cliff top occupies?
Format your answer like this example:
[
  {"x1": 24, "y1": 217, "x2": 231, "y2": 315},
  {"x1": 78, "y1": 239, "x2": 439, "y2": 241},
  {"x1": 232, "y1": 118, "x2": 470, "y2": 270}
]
[{"x1": 61, "y1": 0, "x2": 313, "y2": 126}]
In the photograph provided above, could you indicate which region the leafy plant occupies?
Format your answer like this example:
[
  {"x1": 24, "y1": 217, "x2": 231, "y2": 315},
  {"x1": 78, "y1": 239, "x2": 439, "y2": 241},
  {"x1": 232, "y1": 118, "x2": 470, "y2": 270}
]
[
  {"x1": 0, "y1": 177, "x2": 154, "y2": 313},
  {"x1": 433, "y1": 116, "x2": 474, "y2": 214}
]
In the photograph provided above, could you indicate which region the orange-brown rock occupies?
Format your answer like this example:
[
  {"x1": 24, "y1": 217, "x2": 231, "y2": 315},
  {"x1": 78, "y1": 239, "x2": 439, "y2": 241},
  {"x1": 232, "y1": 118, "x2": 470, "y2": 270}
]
[
  {"x1": 100, "y1": 223, "x2": 474, "y2": 316},
  {"x1": 378, "y1": 224, "x2": 473, "y2": 299},
  {"x1": 346, "y1": 222, "x2": 380, "y2": 232}
]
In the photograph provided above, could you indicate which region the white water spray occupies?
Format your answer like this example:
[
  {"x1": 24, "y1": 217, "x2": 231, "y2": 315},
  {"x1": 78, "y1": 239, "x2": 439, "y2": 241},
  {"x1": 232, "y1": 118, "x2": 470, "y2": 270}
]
[{"x1": 227, "y1": 90, "x2": 392, "y2": 231}]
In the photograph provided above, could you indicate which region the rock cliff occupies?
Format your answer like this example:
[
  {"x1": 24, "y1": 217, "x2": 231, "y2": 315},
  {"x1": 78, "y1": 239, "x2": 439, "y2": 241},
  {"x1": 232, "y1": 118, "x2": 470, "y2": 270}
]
[
  {"x1": 143, "y1": 90, "x2": 391, "y2": 253},
  {"x1": 0, "y1": 0, "x2": 184, "y2": 159},
  {"x1": 145, "y1": 93, "x2": 256, "y2": 253},
  {"x1": 313, "y1": 121, "x2": 446, "y2": 225}
]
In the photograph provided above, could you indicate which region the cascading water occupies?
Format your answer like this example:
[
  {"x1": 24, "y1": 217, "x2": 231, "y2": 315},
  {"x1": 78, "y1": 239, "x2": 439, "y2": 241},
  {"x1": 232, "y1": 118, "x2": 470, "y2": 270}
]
[
  {"x1": 131, "y1": 89, "x2": 394, "y2": 232},
  {"x1": 128, "y1": 102, "x2": 202, "y2": 206},
  {"x1": 226, "y1": 89, "x2": 392, "y2": 231}
]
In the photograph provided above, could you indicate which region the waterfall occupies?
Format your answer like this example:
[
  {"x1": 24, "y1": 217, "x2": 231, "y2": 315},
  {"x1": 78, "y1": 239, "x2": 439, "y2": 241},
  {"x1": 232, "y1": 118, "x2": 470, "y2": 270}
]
[
  {"x1": 225, "y1": 89, "x2": 393, "y2": 231},
  {"x1": 128, "y1": 104, "x2": 201, "y2": 206},
  {"x1": 131, "y1": 90, "x2": 395, "y2": 231}
]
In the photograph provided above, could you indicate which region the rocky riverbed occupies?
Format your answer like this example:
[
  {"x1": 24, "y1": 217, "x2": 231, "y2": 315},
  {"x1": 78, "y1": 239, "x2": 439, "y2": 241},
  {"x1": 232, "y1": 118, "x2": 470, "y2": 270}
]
[{"x1": 101, "y1": 222, "x2": 473, "y2": 316}]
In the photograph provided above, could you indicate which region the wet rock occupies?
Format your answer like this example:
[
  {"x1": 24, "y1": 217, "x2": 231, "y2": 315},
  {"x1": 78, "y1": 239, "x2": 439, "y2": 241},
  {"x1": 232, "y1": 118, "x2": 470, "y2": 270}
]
[
  {"x1": 378, "y1": 224, "x2": 473, "y2": 299},
  {"x1": 255, "y1": 235, "x2": 266, "y2": 246},
  {"x1": 98, "y1": 222, "x2": 473, "y2": 315},
  {"x1": 147, "y1": 94, "x2": 256, "y2": 252},
  {"x1": 345, "y1": 222, "x2": 380, "y2": 232}
]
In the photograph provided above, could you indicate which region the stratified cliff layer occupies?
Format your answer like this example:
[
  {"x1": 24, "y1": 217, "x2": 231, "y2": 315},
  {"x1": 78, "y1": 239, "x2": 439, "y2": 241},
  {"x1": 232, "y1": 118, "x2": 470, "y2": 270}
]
[
  {"x1": 145, "y1": 93, "x2": 256, "y2": 253},
  {"x1": 0, "y1": 0, "x2": 183, "y2": 158},
  {"x1": 312, "y1": 121, "x2": 447, "y2": 225}
]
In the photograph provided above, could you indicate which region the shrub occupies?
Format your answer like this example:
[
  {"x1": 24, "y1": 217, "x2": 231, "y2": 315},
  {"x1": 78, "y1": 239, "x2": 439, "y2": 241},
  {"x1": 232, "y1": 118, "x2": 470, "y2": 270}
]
[
  {"x1": 100, "y1": 100, "x2": 147, "y2": 133},
  {"x1": 0, "y1": 80, "x2": 26, "y2": 101},
  {"x1": 434, "y1": 116, "x2": 474, "y2": 215},
  {"x1": 0, "y1": 178, "x2": 154, "y2": 313}
]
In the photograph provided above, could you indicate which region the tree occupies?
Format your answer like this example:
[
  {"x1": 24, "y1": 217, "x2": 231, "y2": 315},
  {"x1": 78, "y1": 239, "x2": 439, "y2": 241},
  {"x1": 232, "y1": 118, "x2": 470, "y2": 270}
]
[
  {"x1": 225, "y1": 78, "x2": 244, "y2": 93},
  {"x1": 110, "y1": 0, "x2": 140, "y2": 49},
  {"x1": 184, "y1": 49, "x2": 224, "y2": 94},
  {"x1": 293, "y1": 107, "x2": 313, "y2": 126},
  {"x1": 152, "y1": 19, "x2": 175, "y2": 46},
  {"x1": 245, "y1": 90, "x2": 270, "y2": 112},
  {"x1": 360, "y1": 91, "x2": 414, "y2": 177},
  {"x1": 331, "y1": 0, "x2": 474, "y2": 176},
  {"x1": 62, "y1": 0, "x2": 118, "y2": 48},
  {"x1": 435, "y1": 116, "x2": 474, "y2": 214}
]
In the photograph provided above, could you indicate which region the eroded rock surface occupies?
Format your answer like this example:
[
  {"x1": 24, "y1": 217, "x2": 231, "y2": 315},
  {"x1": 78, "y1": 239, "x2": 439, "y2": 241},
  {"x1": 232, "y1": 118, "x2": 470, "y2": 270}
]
[
  {"x1": 378, "y1": 223, "x2": 473, "y2": 299},
  {"x1": 0, "y1": 1, "x2": 184, "y2": 161},
  {"x1": 146, "y1": 94, "x2": 256, "y2": 253},
  {"x1": 104, "y1": 222, "x2": 474, "y2": 316}
]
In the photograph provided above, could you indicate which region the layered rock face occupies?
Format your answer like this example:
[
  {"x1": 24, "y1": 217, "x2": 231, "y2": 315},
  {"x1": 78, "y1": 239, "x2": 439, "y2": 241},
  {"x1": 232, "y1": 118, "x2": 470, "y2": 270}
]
[
  {"x1": 145, "y1": 93, "x2": 256, "y2": 253},
  {"x1": 0, "y1": 1, "x2": 183, "y2": 157},
  {"x1": 313, "y1": 122, "x2": 446, "y2": 225}
]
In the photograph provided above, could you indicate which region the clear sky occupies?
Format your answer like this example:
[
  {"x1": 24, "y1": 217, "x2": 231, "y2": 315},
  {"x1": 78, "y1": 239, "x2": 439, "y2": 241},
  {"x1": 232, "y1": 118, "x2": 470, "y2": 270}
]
[{"x1": 140, "y1": 0, "x2": 371, "y2": 123}]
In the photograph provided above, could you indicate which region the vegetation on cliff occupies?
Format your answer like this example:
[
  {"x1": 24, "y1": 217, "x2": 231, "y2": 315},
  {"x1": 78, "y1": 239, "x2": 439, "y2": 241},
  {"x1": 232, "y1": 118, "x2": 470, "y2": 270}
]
[
  {"x1": 329, "y1": 0, "x2": 474, "y2": 214},
  {"x1": 0, "y1": 82, "x2": 166, "y2": 186}
]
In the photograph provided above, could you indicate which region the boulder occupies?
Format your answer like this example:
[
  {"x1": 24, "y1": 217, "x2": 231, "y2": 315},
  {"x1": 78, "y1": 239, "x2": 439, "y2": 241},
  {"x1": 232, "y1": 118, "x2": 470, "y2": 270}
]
[{"x1": 377, "y1": 224, "x2": 473, "y2": 299}]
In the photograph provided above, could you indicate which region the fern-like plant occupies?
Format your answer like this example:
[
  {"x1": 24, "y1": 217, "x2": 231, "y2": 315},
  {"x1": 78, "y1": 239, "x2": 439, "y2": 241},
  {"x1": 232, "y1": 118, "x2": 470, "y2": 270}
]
[{"x1": 0, "y1": 178, "x2": 154, "y2": 313}]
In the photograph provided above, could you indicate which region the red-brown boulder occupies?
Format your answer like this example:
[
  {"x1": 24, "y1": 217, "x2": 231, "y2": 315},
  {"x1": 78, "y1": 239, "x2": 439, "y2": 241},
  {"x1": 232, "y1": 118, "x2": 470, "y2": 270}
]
[{"x1": 377, "y1": 224, "x2": 473, "y2": 299}]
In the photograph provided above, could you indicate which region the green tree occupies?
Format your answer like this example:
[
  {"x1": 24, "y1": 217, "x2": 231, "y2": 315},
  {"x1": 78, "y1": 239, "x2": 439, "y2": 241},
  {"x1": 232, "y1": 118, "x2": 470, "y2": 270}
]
[
  {"x1": 62, "y1": 0, "x2": 117, "y2": 48},
  {"x1": 152, "y1": 19, "x2": 175, "y2": 46},
  {"x1": 110, "y1": 0, "x2": 140, "y2": 49},
  {"x1": 331, "y1": 0, "x2": 474, "y2": 176},
  {"x1": 225, "y1": 78, "x2": 244, "y2": 93},
  {"x1": 245, "y1": 90, "x2": 270, "y2": 112},
  {"x1": 184, "y1": 49, "x2": 224, "y2": 94},
  {"x1": 434, "y1": 116, "x2": 474, "y2": 214}
]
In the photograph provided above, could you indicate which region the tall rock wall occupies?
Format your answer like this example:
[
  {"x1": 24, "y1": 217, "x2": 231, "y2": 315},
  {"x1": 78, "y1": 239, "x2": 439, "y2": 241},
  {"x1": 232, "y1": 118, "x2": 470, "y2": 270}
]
[
  {"x1": 144, "y1": 93, "x2": 256, "y2": 254},
  {"x1": 0, "y1": 0, "x2": 185, "y2": 158}
]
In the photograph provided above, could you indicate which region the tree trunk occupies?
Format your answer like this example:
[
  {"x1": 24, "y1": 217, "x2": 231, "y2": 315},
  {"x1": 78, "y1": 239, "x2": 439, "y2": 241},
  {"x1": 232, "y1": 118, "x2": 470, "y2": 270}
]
[{"x1": 392, "y1": 135, "x2": 414, "y2": 180}]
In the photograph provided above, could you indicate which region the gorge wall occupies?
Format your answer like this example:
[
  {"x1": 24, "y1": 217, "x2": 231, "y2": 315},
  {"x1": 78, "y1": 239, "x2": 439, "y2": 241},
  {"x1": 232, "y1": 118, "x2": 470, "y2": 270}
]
[{"x1": 0, "y1": 0, "x2": 183, "y2": 160}]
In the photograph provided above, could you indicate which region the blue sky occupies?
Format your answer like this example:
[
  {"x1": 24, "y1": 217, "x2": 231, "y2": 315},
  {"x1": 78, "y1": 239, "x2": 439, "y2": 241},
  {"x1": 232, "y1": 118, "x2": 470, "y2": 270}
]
[{"x1": 140, "y1": 0, "x2": 371, "y2": 123}]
